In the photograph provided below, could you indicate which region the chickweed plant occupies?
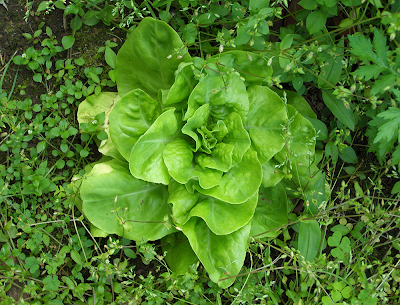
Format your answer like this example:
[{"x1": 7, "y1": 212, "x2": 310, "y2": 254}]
[{"x1": 0, "y1": 0, "x2": 399, "y2": 304}]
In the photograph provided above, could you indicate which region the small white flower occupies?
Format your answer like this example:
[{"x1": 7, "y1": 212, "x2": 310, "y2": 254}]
[
  {"x1": 92, "y1": 120, "x2": 98, "y2": 125},
  {"x1": 28, "y1": 130, "x2": 32, "y2": 135},
  {"x1": 318, "y1": 47, "x2": 322, "y2": 52},
  {"x1": 22, "y1": 53, "x2": 27, "y2": 58}
]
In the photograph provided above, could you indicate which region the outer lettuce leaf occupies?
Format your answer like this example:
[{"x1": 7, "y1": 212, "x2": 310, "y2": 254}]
[
  {"x1": 162, "y1": 63, "x2": 198, "y2": 109},
  {"x1": 162, "y1": 232, "x2": 199, "y2": 275},
  {"x1": 246, "y1": 86, "x2": 287, "y2": 163},
  {"x1": 80, "y1": 159, "x2": 175, "y2": 241},
  {"x1": 77, "y1": 92, "x2": 118, "y2": 130},
  {"x1": 163, "y1": 138, "x2": 222, "y2": 190},
  {"x1": 129, "y1": 108, "x2": 180, "y2": 185},
  {"x1": 96, "y1": 95, "x2": 125, "y2": 162},
  {"x1": 195, "y1": 150, "x2": 262, "y2": 204},
  {"x1": 188, "y1": 193, "x2": 258, "y2": 235},
  {"x1": 260, "y1": 158, "x2": 285, "y2": 188},
  {"x1": 168, "y1": 180, "x2": 200, "y2": 225},
  {"x1": 182, "y1": 218, "x2": 251, "y2": 288},
  {"x1": 251, "y1": 184, "x2": 288, "y2": 238},
  {"x1": 272, "y1": 88, "x2": 317, "y2": 119},
  {"x1": 98, "y1": 127, "x2": 126, "y2": 163},
  {"x1": 109, "y1": 89, "x2": 161, "y2": 160},
  {"x1": 116, "y1": 17, "x2": 191, "y2": 99},
  {"x1": 185, "y1": 73, "x2": 249, "y2": 122},
  {"x1": 208, "y1": 51, "x2": 273, "y2": 86},
  {"x1": 274, "y1": 105, "x2": 317, "y2": 183}
]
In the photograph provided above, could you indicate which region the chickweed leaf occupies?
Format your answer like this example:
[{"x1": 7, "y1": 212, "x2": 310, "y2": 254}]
[
  {"x1": 105, "y1": 46, "x2": 117, "y2": 69},
  {"x1": 62, "y1": 35, "x2": 75, "y2": 50}
]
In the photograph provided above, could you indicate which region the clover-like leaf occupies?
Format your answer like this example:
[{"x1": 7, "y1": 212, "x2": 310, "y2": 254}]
[{"x1": 328, "y1": 231, "x2": 342, "y2": 247}]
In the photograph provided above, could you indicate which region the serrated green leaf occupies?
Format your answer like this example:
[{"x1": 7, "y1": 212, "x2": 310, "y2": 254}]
[
  {"x1": 349, "y1": 29, "x2": 389, "y2": 71},
  {"x1": 370, "y1": 74, "x2": 396, "y2": 96},
  {"x1": 372, "y1": 28, "x2": 388, "y2": 67},
  {"x1": 352, "y1": 65, "x2": 385, "y2": 81},
  {"x1": 374, "y1": 107, "x2": 400, "y2": 144}
]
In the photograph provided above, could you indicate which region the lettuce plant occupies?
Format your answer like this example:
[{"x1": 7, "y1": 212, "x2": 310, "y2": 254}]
[{"x1": 77, "y1": 17, "x2": 320, "y2": 288}]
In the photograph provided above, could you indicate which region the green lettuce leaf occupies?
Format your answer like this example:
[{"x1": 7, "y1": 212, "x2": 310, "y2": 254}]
[
  {"x1": 188, "y1": 193, "x2": 257, "y2": 235},
  {"x1": 246, "y1": 85, "x2": 287, "y2": 163},
  {"x1": 77, "y1": 92, "x2": 118, "y2": 130},
  {"x1": 195, "y1": 150, "x2": 262, "y2": 204},
  {"x1": 251, "y1": 184, "x2": 288, "y2": 238},
  {"x1": 162, "y1": 232, "x2": 199, "y2": 275},
  {"x1": 109, "y1": 89, "x2": 161, "y2": 160},
  {"x1": 163, "y1": 138, "x2": 222, "y2": 190},
  {"x1": 207, "y1": 51, "x2": 273, "y2": 86},
  {"x1": 274, "y1": 105, "x2": 317, "y2": 183},
  {"x1": 182, "y1": 104, "x2": 212, "y2": 152},
  {"x1": 116, "y1": 17, "x2": 191, "y2": 99},
  {"x1": 272, "y1": 88, "x2": 317, "y2": 119},
  {"x1": 81, "y1": 159, "x2": 175, "y2": 241},
  {"x1": 129, "y1": 108, "x2": 180, "y2": 185},
  {"x1": 182, "y1": 218, "x2": 251, "y2": 288},
  {"x1": 168, "y1": 179, "x2": 200, "y2": 225},
  {"x1": 260, "y1": 158, "x2": 285, "y2": 188},
  {"x1": 162, "y1": 63, "x2": 198, "y2": 109},
  {"x1": 185, "y1": 73, "x2": 249, "y2": 122}
]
